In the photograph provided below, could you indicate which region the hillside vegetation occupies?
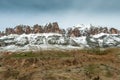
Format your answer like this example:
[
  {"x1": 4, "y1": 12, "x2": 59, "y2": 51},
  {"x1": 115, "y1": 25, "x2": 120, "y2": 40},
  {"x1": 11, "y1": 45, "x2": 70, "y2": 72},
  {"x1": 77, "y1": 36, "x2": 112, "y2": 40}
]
[{"x1": 0, "y1": 48, "x2": 120, "y2": 80}]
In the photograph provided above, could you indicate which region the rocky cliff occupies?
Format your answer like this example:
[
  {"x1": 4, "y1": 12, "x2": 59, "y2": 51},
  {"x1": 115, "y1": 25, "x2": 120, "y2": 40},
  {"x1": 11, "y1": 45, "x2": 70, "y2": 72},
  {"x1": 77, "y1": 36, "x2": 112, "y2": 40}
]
[
  {"x1": 1, "y1": 22, "x2": 120, "y2": 37},
  {"x1": 0, "y1": 22, "x2": 120, "y2": 51},
  {"x1": 4, "y1": 22, "x2": 62, "y2": 36},
  {"x1": 67, "y1": 24, "x2": 120, "y2": 37}
]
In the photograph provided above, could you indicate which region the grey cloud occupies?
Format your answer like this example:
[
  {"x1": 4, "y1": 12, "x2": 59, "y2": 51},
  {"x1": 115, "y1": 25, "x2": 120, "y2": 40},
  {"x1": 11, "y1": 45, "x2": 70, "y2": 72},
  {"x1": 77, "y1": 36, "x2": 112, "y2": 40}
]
[
  {"x1": 0, "y1": 0, "x2": 73, "y2": 12},
  {"x1": 0, "y1": 0, "x2": 120, "y2": 13},
  {"x1": 72, "y1": 0, "x2": 120, "y2": 13}
]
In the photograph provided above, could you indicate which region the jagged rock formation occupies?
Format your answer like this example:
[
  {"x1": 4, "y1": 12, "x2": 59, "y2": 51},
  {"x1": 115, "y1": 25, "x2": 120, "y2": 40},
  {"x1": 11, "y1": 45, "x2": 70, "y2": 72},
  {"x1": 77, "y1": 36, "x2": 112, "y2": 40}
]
[
  {"x1": 0, "y1": 22, "x2": 120, "y2": 51},
  {"x1": 24, "y1": 26, "x2": 32, "y2": 34},
  {"x1": 67, "y1": 24, "x2": 120, "y2": 37},
  {"x1": 44, "y1": 22, "x2": 62, "y2": 33},
  {"x1": 4, "y1": 22, "x2": 62, "y2": 36},
  {"x1": 1, "y1": 23, "x2": 120, "y2": 37},
  {"x1": 0, "y1": 31, "x2": 5, "y2": 37}
]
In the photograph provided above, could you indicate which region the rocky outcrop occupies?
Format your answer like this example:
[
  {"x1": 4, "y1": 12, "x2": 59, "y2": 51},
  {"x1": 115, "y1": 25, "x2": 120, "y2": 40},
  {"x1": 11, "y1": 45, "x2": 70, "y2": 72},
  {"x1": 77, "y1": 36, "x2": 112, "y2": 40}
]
[
  {"x1": 67, "y1": 28, "x2": 81, "y2": 37},
  {"x1": 88, "y1": 26, "x2": 109, "y2": 35},
  {"x1": 33, "y1": 24, "x2": 43, "y2": 33},
  {"x1": 0, "y1": 23, "x2": 120, "y2": 37},
  {"x1": 15, "y1": 25, "x2": 25, "y2": 35},
  {"x1": 44, "y1": 22, "x2": 61, "y2": 33},
  {"x1": 67, "y1": 25, "x2": 120, "y2": 37},
  {"x1": 52, "y1": 22, "x2": 61, "y2": 33},
  {"x1": 0, "y1": 31, "x2": 5, "y2": 37},
  {"x1": 1, "y1": 22, "x2": 62, "y2": 35},
  {"x1": 25, "y1": 26, "x2": 32, "y2": 34},
  {"x1": 5, "y1": 28, "x2": 15, "y2": 35},
  {"x1": 110, "y1": 28, "x2": 119, "y2": 34}
]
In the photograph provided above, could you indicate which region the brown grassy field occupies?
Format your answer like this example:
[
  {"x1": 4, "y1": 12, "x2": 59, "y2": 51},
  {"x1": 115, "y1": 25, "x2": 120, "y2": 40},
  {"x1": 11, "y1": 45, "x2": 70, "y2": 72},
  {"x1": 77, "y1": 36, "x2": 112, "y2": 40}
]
[{"x1": 0, "y1": 48, "x2": 120, "y2": 80}]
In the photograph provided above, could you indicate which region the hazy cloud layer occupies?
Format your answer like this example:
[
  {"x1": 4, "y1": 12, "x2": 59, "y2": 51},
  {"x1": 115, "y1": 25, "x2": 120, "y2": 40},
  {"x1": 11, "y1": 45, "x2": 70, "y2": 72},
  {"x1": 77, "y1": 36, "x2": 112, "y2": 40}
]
[
  {"x1": 0, "y1": 0, "x2": 120, "y2": 13},
  {"x1": 0, "y1": 0, "x2": 120, "y2": 31}
]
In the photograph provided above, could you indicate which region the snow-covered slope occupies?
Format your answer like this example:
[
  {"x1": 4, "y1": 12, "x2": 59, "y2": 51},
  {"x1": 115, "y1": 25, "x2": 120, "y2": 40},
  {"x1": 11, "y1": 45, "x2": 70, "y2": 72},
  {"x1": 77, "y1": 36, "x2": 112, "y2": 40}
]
[
  {"x1": 0, "y1": 33, "x2": 82, "y2": 51},
  {"x1": 0, "y1": 32, "x2": 120, "y2": 51}
]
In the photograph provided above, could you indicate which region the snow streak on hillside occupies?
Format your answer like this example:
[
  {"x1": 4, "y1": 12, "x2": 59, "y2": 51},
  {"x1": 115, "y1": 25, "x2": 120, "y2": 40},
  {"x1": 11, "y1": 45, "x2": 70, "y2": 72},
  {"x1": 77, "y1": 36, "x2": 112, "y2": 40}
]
[{"x1": 0, "y1": 32, "x2": 120, "y2": 52}]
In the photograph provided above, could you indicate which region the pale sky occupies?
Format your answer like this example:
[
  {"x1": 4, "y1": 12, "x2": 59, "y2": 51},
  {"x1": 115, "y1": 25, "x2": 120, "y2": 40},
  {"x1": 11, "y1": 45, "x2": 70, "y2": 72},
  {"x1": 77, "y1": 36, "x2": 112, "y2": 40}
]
[{"x1": 0, "y1": 0, "x2": 120, "y2": 31}]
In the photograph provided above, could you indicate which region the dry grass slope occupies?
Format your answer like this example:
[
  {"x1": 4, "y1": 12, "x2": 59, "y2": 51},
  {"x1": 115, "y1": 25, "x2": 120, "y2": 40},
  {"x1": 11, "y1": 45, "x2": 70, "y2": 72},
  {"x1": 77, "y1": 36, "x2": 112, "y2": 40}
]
[{"x1": 0, "y1": 48, "x2": 120, "y2": 80}]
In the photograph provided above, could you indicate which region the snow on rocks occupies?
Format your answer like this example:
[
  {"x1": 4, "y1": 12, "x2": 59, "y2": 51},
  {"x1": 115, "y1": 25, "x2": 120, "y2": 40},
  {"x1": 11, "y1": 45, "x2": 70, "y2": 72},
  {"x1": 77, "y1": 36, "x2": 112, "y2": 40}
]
[{"x1": 0, "y1": 32, "x2": 120, "y2": 52}]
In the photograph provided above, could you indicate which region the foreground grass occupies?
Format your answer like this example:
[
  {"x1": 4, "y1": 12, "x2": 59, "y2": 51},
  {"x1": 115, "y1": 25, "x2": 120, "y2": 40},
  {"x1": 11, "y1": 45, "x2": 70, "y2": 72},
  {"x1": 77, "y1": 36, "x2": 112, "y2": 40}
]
[
  {"x1": 8, "y1": 50, "x2": 73, "y2": 59},
  {"x1": 6, "y1": 48, "x2": 120, "y2": 58},
  {"x1": 0, "y1": 48, "x2": 120, "y2": 80}
]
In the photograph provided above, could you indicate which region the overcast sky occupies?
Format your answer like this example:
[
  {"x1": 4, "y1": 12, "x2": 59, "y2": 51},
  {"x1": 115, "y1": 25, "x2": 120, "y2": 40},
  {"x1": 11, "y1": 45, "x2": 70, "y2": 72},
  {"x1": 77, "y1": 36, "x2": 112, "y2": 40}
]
[{"x1": 0, "y1": 0, "x2": 120, "y2": 31}]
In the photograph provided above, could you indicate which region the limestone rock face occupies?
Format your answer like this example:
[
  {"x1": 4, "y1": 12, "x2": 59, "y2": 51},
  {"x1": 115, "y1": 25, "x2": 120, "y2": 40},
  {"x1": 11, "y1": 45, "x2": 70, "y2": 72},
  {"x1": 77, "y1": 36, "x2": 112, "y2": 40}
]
[
  {"x1": 67, "y1": 28, "x2": 81, "y2": 37},
  {"x1": 72, "y1": 28, "x2": 81, "y2": 37},
  {"x1": 5, "y1": 28, "x2": 15, "y2": 35},
  {"x1": 44, "y1": 23, "x2": 52, "y2": 33},
  {"x1": 88, "y1": 27, "x2": 109, "y2": 35},
  {"x1": 44, "y1": 22, "x2": 61, "y2": 33},
  {"x1": 15, "y1": 25, "x2": 24, "y2": 35},
  {"x1": 52, "y1": 22, "x2": 61, "y2": 33},
  {"x1": 0, "y1": 31, "x2": 5, "y2": 37},
  {"x1": 0, "y1": 23, "x2": 120, "y2": 37},
  {"x1": 0, "y1": 22, "x2": 62, "y2": 35},
  {"x1": 25, "y1": 26, "x2": 32, "y2": 34},
  {"x1": 110, "y1": 28, "x2": 119, "y2": 34},
  {"x1": 33, "y1": 24, "x2": 43, "y2": 33},
  {"x1": 67, "y1": 25, "x2": 120, "y2": 37}
]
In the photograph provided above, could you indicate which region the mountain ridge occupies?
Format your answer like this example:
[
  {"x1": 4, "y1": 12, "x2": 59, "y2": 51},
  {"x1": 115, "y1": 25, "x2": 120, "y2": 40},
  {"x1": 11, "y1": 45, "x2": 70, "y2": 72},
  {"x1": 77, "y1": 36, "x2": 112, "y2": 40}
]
[
  {"x1": 0, "y1": 22, "x2": 120, "y2": 51},
  {"x1": 0, "y1": 22, "x2": 120, "y2": 37}
]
